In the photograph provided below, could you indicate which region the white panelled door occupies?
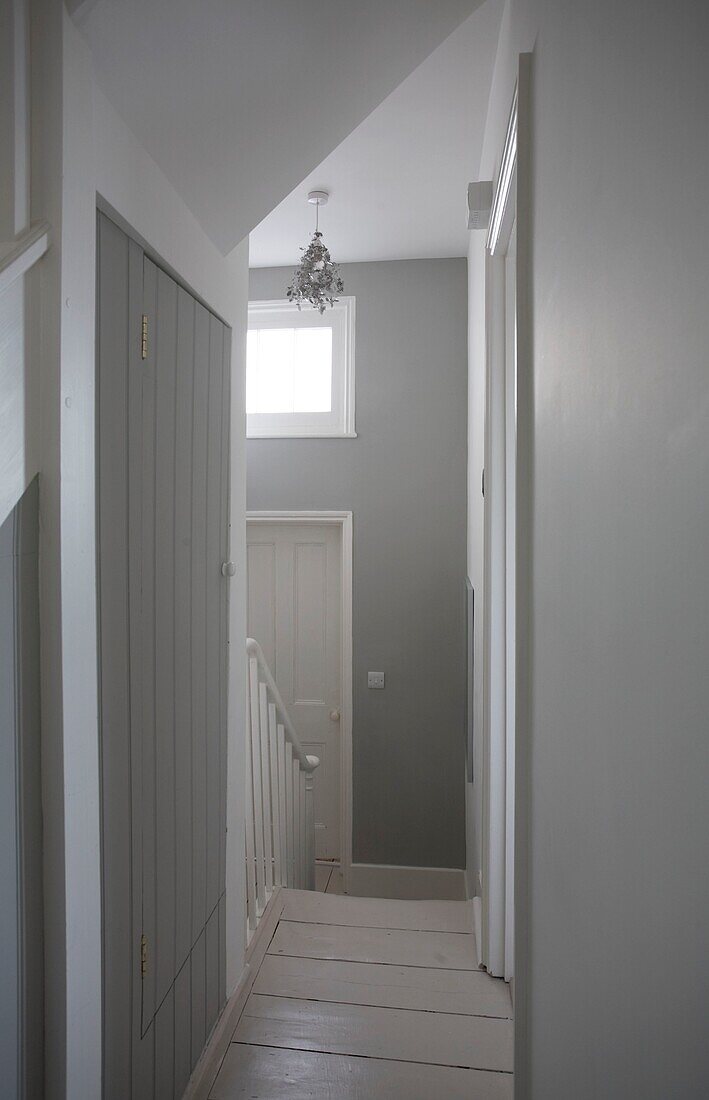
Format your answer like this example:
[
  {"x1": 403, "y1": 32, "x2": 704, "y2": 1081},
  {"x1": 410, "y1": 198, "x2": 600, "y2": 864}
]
[{"x1": 247, "y1": 521, "x2": 341, "y2": 861}]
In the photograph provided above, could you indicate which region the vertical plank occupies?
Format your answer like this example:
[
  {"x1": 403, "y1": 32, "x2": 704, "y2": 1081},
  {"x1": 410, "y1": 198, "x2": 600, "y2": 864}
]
[
  {"x1": 96, "y1": 212, "x2": 132, "y2": 1099},
  {"x1": 249, "y1": 657, "x2": 266, "y2": 910},
  {"x1": 219, "y1": 324, "x2": 231, "y2": 905},
  {"x1": 259, "y1": 682, "x2": 274, "y2": 895},
  {"x1": 128, "y1": 235, "x2": 149, "y2": 1091},
  {"x1": 285, "y1": 741, "x2": 294, "y2": 888},
  {"x1": 190, "y1": 930, "x2": 206, "y2": 1072},
  {"x1": 191, "y1": 304, "x2": 210, "y2": 944},
  {"x1": 154, "y1": 985, "x2": 175, "y2": 1100},
  {"x1": 277, "y1": 724, "x2": 288, "y2": 888},
  {"x1": 205, "y1": 902, "x2": 220, "y2": 1038},
  {"x1": 0, "y1": 485, "x2": 19, "y2": 1100},
  {"x1": 174, "y1": 286, "x2": 195, "y2": 971},
  {"x1": 218, "y1": 893, "x2": 227, "y2": 1012},
  {"x1": 174, "y1": 960, "x2": 192, "y2": 1099},
  {"x1": 205, "y1": 315, "x2": 224, "y2": 917},
  {"x1": 293, "y1": 757, "x2": 301, "y2": 888},
  {"x1": 15, "y1": 480, "x2": 43, "y2": 1100},
  {"x1": 268, "y1": 703, "x2": 282, "y2": 884},
  {"x1": 140, "y1": 256, "x2": 159, "y2": 1027},
  {"x1": 154, "y1": 267, "x2": 177, "y2": 1008},
  {"x1": 132, "y1": 1024, "x2": 155, "y2": 1100}
]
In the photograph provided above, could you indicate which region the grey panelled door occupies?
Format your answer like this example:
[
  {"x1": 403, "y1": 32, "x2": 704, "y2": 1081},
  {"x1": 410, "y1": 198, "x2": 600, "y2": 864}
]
[
  {"x1": 0, "y1": 480, "x2": 43, "y2": 1100},
  {"x1": 97, "y1": 212, "x2": 230, "y2": 1100}
]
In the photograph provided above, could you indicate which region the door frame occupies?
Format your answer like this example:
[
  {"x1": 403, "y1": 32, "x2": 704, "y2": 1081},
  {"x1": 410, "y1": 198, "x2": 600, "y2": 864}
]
[
  {"x1": 246, "y1": 510, "x2": 354, "y2": 893},
  {"x1": 481, "y1": 57, "x2": 531, "y2": 991}
]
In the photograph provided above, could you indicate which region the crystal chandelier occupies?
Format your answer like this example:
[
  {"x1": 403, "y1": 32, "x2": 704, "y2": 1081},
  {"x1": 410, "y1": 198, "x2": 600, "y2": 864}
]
[{"x1": 286, "y1": 190, "x2": 344, "y2": 315}]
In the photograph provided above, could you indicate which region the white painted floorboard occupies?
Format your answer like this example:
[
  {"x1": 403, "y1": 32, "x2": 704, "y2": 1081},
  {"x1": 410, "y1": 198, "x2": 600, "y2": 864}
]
[
  {"x1": 283, "y1": 888, "x2": 475, "y2": 932},
  {"x1": 211, "y1": 1045, "x2": 514, "y2": 1099},
  {"x1": 253, "y1": 953, "x2": 512, "y2": 1017},
  {"x1": 236, "y1": 994, "x2": 513, "y2": 1071},
  {"x1": 208, "y1": 889, "x2": 513, "y2": 1099},
  {"x1": 271, "y1": 920, "x2": 480, "y2": 970}
]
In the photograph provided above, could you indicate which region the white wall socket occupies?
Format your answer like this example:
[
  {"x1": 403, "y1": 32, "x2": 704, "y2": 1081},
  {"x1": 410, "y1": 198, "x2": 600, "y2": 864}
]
[{"x1": 367, "y1": 671, "x2": 385, "y2": 689}]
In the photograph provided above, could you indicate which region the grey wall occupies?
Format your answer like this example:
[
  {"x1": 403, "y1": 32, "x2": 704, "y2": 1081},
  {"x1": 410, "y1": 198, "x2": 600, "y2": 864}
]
[
  {"x1": 468, "y1": 0, "x2": 709, "y2": 1095},
  {"x1": 248, "y1": 259, "x2": 468, "y2": 869}
]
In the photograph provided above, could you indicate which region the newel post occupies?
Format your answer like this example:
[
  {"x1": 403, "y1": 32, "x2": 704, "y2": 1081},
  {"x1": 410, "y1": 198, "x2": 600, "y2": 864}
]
[{"x1": 304, "y1": 756, "x2": 319, "y2": 891}]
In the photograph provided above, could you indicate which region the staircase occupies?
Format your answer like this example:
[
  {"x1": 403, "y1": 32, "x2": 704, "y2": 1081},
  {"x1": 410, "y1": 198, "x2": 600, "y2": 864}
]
[
  {"x1": 193, "y1": 889, "x2": 513, "y2": 1099},
  {"x1": 245, "y1": 639, "x2": 320, "y2": 937}
]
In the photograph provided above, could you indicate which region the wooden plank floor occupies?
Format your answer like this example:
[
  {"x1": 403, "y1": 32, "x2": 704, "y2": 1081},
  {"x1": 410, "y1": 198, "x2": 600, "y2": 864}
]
[{"x1": 208, "y1": 889, "x2": 513, "y2": 1099}]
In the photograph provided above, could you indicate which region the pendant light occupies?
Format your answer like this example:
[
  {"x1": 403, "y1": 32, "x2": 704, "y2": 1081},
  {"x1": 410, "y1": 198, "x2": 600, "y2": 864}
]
[{"x1": 286, "y1": 190, "x2": 344, "y2": 314}]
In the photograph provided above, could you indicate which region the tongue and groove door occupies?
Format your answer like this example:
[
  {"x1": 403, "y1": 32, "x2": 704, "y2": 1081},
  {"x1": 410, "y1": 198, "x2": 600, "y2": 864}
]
[{"x1": 97, "y1": 212, "x2": 230, "y2": 1100}]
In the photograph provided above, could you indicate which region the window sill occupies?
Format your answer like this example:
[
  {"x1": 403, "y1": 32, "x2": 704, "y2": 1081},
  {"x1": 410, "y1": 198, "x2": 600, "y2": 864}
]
[{"x1": 247, "y1": 431, "x2": 358, "y2": 440}]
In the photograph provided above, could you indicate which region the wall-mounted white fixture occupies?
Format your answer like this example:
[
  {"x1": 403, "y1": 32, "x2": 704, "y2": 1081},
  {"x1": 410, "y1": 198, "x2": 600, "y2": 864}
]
[
  {"x1": 367, "y1": 672, "x2": 385, "y2": 690},
  {"x1": 467, "y1": 181, "x2": 493, "y2": 231}
]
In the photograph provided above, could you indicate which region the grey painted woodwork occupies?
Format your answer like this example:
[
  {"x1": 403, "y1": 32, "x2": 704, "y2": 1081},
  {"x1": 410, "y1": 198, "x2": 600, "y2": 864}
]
[
  {"x1": 97, "y1": 212, "x2": 231, "y2": 1099},
  {"x1": 0, "y1": 478, "x2": 43, "y2": 1100}
]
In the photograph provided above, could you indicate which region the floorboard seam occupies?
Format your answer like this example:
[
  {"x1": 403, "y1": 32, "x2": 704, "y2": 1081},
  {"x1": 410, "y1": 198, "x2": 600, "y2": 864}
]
[
  {"x1": 230, "y1": 1038, "x2": 514, "y2": 1075},
  {"x1": 267, "y1": 950, "x2": 482, "y2": 972},
  {"x1": 248, "y1": 991, "x2": 512, "y2": 1019}
]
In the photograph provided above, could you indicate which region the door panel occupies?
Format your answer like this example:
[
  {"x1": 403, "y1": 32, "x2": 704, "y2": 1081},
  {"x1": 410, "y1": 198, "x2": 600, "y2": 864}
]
[
  {"x1": 98, "y1": 211, "x2": 231, "y2": 1098},
  {"x1": 247, "y1": 521, "x2": 341, "y2": 861}
]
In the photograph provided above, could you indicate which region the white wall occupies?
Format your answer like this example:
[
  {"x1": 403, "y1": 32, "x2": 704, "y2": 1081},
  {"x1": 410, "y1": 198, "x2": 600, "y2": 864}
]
[
  {"x1": 468, "y1": 0, "x2": 709, "y2": 1095},
  {"x1": 30, "y1": 10, "x2": 249, "y2": 1096}
]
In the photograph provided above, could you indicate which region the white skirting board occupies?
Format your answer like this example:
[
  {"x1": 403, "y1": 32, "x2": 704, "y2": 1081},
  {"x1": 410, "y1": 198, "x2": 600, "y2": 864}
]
[
  {"x1": 347, "y1": 863, "x2": 467, "y2": 901},
  {"x1": 473, "y1": 895, "x2": 483, "y2": 968}
]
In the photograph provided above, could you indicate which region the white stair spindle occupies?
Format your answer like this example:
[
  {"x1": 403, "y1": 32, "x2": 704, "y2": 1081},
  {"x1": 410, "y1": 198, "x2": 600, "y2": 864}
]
[
  {"x1": 277, "y1": 723, "x2": 288, "y2": 887},
  {"x1": 285, "y1": 740, "x2": 294, "y2": 887},
  {"x1": 258, "y1": 681, "x2": 274, "y2": 896},
  {"x1": 248, "y1": 655, "x2": 266, "y2": 912},
  {"x1": 268, "y1": 702, "x2": 282, "y2": 885},
  {"x1": 244, "y1": 693, "x2": 257, "y2": 933},
  {"x1": 293, "y1": 757, "x2": 301, "y2": 888},
  {"x1": 305, "y1": 767, "x2": 316, "y2": 890}
]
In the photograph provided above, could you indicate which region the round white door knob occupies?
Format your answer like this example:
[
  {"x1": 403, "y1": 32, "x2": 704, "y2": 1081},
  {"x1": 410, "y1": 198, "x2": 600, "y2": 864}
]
[
  {"x1": 329, "y1": 709, "x2": 341, "y2": 722},
  {"x1": 221, "y1": 561, "x2": 236, "y2": 577}
]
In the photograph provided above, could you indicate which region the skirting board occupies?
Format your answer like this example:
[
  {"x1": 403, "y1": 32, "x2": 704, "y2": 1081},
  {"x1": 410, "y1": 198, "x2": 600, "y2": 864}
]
[
  {"x1": 348, "y1": 863, "x2": 467, "y2": 901},
  {"x1": 473, "y1": 895, "x2": 483, "y2": 968},
  {"x1": 183, "y1": 887, "x2": 285, "y2": 1100}
]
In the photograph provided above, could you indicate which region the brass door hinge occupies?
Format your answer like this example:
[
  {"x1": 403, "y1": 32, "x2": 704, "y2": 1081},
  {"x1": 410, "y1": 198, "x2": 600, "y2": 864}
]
[
  {"x1": 141, "y1": 314, "x2": 148, "y2": 360},
  {"x1": 140, "y1": 934, "x2": 148, "y2": 977}
]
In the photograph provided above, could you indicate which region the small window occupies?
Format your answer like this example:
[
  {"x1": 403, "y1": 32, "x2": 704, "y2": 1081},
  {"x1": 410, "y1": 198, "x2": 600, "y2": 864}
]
[{"x1": 246, "y1": 297, "x2": 355, "y2": 438}]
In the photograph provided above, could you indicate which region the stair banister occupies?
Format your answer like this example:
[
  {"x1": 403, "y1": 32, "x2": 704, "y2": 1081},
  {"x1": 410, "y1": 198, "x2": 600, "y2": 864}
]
[{"x1": 245, "y1": 638, "x2": 319, "y2": 936}]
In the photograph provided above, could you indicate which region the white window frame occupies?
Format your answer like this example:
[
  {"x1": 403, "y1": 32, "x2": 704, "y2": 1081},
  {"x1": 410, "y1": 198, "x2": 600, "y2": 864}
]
[{"x1": 246, "y1": 296, "x2": 356, "y2": 438}]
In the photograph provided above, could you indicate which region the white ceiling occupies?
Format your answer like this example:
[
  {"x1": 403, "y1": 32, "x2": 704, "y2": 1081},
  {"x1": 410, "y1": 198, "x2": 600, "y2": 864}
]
[
  {"x1": 72, "y1": 0, "x2": 486, "y2": 255},
  {"x1": 250, "y1": 0, "x2": 502, "y2": 268}
]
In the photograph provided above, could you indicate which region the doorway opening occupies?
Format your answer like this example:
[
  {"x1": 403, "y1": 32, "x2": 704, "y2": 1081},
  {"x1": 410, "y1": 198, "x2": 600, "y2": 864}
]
[{"x1": 246, "y1": 511, "x2": 353, "y2": 893}]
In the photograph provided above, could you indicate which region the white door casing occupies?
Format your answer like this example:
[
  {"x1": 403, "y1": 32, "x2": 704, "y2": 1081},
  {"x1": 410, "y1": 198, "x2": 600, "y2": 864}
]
[
  {"x1": 247, "y1": 518, "x2": 346, "y2": 863},
  {"x1": 482, "y1": 73, "x2": 521, "y2": 984}
]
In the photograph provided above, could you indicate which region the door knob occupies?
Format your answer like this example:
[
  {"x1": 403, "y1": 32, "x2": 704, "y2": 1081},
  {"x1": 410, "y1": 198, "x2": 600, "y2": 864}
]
[
  {"x1": 221, "y1": 561, "x2": 236, "y2": 577},
  {"x1": 329, "y1": 709, "x2": 341, "y2": 722}
]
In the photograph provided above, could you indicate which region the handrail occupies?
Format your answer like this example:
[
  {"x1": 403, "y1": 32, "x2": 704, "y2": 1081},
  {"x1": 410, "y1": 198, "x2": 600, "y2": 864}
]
[
  {"x1": 0, "y1": 222, "x2": 50, "y2": 297},
  {"x1": 246, "y1": 638, "x2": 319, "y2": 774}
]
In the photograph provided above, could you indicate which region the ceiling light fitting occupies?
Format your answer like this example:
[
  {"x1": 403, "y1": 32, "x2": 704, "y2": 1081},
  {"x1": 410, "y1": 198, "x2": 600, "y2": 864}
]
[{"x1": 286, "y1": 190, "x2": 344, "y2": 314}]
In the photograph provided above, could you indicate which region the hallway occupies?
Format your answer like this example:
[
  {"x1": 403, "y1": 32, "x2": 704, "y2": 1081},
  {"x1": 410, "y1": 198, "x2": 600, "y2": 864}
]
[{"x1": 203, "y1": 891, "x2": 513, "y2": 1098}]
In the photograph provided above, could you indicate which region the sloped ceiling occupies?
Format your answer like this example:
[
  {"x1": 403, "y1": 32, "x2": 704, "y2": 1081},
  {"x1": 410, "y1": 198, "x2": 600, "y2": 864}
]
[
  {"x1": 250, "y1": 0, "x2": 503, "y2": 266},
  {"x1": 72, "y1": 0, "x2": 485, "y2": 254}
]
